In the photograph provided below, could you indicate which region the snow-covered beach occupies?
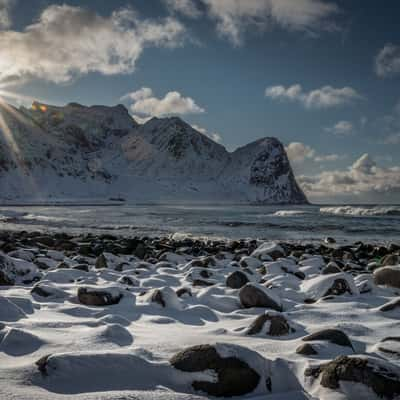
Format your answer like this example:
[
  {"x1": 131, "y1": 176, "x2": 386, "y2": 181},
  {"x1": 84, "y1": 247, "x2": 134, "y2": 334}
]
[{"x1": 0, "y1": 230, "x2": 400, "y2": 399}]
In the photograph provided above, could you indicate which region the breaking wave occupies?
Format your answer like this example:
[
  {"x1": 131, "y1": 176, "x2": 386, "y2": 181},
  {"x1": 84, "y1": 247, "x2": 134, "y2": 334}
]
[
  {"x1": 320, "y1": 206, "x2": 400, "y2": 217},
  {"x1": 271, "y1": 210, "x2": 308, "y2": 217}
]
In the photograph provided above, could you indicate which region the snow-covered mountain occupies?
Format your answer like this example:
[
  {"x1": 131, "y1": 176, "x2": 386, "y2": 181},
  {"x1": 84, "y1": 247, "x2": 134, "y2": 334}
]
[{"x1": 0, "y1": 102, "x2": 307, "y2": 204}]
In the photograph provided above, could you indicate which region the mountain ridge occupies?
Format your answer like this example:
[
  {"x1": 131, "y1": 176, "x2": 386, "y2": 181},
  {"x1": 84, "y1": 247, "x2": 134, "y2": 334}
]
[{"x1": 0, "y1": 102, "x2": 308, "y2": 204}]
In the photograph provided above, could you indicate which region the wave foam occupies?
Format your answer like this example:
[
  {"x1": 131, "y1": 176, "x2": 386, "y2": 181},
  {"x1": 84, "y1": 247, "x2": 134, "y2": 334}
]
[{"x1": 320, "y1": 206, "x2": 400, "y2": 217}]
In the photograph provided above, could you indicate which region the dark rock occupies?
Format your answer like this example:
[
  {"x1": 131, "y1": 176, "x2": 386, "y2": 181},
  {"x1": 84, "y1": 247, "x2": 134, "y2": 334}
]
[
  {"x1": 176, "y1": 287, "x2": 192, "y2": 297},
  {"x1": 95, "y1": 254, "x2": 108, "y2": 269},
  {"x1": 247, "y1": 313, "x2": 293, "y2": 336},
  {"x1": 72, "y1": 264, "x2": 89, "y2": 272},
  {"x1": 226, "y1": 271, "x2": 249, "y2": 289},
  {"x1": 192, "y1": 279, "x2": 214, "y2": 287},
  {"x1": 31, "y1": 284, "x2": 52, "y2": 298},
  {"x1": 239, "y1": 283, "x2": 282, "y2": 311},
  {"x1": 296, "y1": 343, "x2": 318, "y2": 355},
  {"x1": 77, "y1": 287, "x2": 122, "y2": 306},
  {"x1": 324, "y1": 278, "x2": 353, "y2": 296},
  {"x1": 302, "y1": 328, "x2": 353, "y2": 350},
  {"x1": 305, "y1": 355, "x2": 400, "y2": 400},
  {"x1": 170, "y1": 344, "x2": 261, "y2": 397},
  {"x1": 0, "y1": 270, "x2": 14, "y2": 286},
  {"x1": 35, "y1": 236, "x2": 55, "y2": 247}
]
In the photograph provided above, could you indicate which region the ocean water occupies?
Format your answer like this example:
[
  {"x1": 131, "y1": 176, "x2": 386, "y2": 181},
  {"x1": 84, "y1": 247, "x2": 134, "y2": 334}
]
[{"x1": 0, "y1": 204, "x2": 399, "y2": 243}]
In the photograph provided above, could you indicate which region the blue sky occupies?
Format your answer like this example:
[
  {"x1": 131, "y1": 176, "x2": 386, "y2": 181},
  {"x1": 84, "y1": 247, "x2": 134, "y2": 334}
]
[{"x1": 1, "y1": 0, "x2": 400, "y2": 202}]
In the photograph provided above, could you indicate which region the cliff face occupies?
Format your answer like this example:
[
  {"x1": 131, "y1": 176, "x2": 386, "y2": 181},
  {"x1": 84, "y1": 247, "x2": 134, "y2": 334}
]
[{"x1": 0, "y1": 102, "x2": 307, "y2": 204}]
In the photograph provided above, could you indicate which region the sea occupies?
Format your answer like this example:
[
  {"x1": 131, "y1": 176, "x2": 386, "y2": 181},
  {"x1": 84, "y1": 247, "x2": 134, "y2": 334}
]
[{"x1": 0, "y1": 204, "x2": 399, "y2": 244}]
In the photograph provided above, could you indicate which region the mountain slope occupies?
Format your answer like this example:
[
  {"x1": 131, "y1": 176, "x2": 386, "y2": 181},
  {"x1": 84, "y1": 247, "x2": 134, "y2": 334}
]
[{"x1": 0, "y1": 102, "x2": 307, "y2": 204}]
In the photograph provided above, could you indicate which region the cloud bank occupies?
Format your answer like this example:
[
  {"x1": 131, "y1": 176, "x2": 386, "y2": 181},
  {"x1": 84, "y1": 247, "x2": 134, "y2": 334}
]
[
  {"x1": 265, "y1": 84, "x2": 363, "y2": 109},
  {"x1": 165, "y1": 0, "x2": 339, "y2": 45},
  {"x1": 0, "y1": 5, "x2": 185, "y2": 84},
  {"x1": 298, "y1": 154, "x2": 400, "y2": 200}
]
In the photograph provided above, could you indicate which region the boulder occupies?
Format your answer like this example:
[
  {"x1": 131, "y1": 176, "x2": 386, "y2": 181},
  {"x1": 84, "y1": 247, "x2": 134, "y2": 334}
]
[
  {"x1": 305, "y1": 355, "x2": 400, "y2": 400},
  {"x1": 374, "y1": 266, "x2": 400, "y2": 288},
  {"x1": 302, "y1": 328, "x2": 353, "y2": 350},
  {"x1": 239, "y1": 283, "x2": 282, "y2": 311},
  {"x1": 322, "y1": 262, "x2": 342, "y2": 275},
  {"x1": 296, "y1": 343, "x2": 317, "y2": 355},
  {"x1": 77, "y1": 287, "x2": 122, "y2": 306},
  {"x1": 381, "y1": 254, "x2": 399, "y2": 266},
  {"x1": 301, "y1": 273, "x2": 357, "y2": 300},
  {"x1": 226, "y1": 271, "x2": 249, "y2": 289},
  {"x1": 246, "y1": 313, "x2": 293, "y2": 336},
  {"x1": 170, "y1": 344, "x2": 261, "y2": 397}
]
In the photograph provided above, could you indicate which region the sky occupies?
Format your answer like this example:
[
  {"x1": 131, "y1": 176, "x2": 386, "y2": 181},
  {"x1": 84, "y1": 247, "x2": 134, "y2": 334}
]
[{"x1": 0, "y1": 0, "x2": 400, "y2": 203}]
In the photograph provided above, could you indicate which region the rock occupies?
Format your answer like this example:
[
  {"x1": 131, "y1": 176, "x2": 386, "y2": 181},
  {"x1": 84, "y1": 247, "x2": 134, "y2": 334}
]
[
  {"x1": 247, "y1": 313, "x2": 293, "y2": 336},
  {"x1": 302, "y1": 328, "x2": 354, "y2": 350},
  {"x1": 134, "y1": 242, "x2": 146, "y2": 259},
  {"x1": 251, "y1": 242, "x2": 284, "y2": 261},
  {"x1": 35, "y1": 236, "x2": 55, "y2": 247},
  {"x1": 301, "y1": 273, "x2": 357, "y2": 300},
  {"x1": 176, "y1": 287, "x2": 192, "y2": 298},
  {"x1": 170, "y1": 344, "x2": 261, "y2": 397},
  {"x1": 322, "y1": 262, "x2": 342, "y2": 275},
  {"x1": 381, "y1": 254, "x2": 399, "y2": 267},
  {"x1": 77, "y1": 287, "x2": 122, "y2": 306},
  {"x1": 0, "y1": 270, "x2": 14, "y2": 286},
  {"x1": 305, "y1": 355, "x2": 400, "y2": 400},
  {"x1": 296, "y1": 343, "x2": 317, "y2": 355},
  {"x1": 192, "y1": 279, "x2": 214, "y2": 287},
  {"x1": 239, "y1": 283, "x2": 282, "y2": 311},
  {"x1": 95, "y1": 254, "x2": 108, "y2": 269},
  {"x1": 324, "y1": 237, "x2": 336, "y2": 244},
  {"x1": 117, "y1": 275, "x2": 139, "y2": 286},
  {"x1": 226, "y1": 271, "x2": 249, "y2": 289},
  {"x1": 142, "y1": 287, "x2": 182, "y2": 309},
  {"x1": 374, "y1": 266, "x2": 400, "y2": 288}
]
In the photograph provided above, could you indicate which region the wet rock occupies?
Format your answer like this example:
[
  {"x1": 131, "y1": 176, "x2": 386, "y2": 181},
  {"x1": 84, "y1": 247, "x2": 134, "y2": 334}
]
[
  {"x1": 302, "y1": 328, "x2": 354, "y2": 350},
  {"x1": 247, "y1": 313, "x2": 293, "y2": 336},
  {"x1": 0, "y1": 270, "x2": 14, "y2": 286},
  {"x1": 239, "y1": 283, "x2": 282, "y2": 311},
  {"x1": 305, "y1": 355, "x2": 400, "y2": 400},
  {"x1": 170, "y1": 344, "x2": 261, "y2": 397},
  {"x1": 226, "y1": 271, "x2": 249, "y2": 289},
  {"x1": 374, "y1": 266, "x2": 400, "y2": 288}
]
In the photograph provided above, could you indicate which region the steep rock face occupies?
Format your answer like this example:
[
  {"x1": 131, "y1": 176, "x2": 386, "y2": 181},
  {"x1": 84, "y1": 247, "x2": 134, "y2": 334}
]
[{"x1": 0, "y1": 102, "x2": 307, "y2": 204}]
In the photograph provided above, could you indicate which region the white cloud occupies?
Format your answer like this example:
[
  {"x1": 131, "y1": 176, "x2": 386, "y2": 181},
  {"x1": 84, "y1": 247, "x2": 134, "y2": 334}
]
[
  {"x1": 285, "y1": 141, "x2": 343, "y2": 164},
  {"x1": 325, "y1": 120, "x2": 354, "y2": 135},
  {"x1": 298, "y1": 154, "x2": 400, "y2": 200},
  {"x1": 0, "y1": 0, "x2": 13, "y2": 29},
  {"x1": 163, "y1": 0, "x2": 201, "y2": 18},
  {"x1": 265, "y1": 84, "x2": 363, "y2": 109},
  {"x1": 285, "y1": 142, "x2": 315, "y2": 162},
  {"x1": 165, "y1": 0, "x2": 339, "y2": 45},
  {"x1": 375, "y1": 43, "x2": 400, "y2": 78},
  {"x1": 123, "y1": 87, "x2": 205, "y2": 117},
  {"x1": 191, "y1": 124, "x2": 222, "y2": 143},
  {"x1": 0, "y1": 5, "x2": 185, "y2": 84}
]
